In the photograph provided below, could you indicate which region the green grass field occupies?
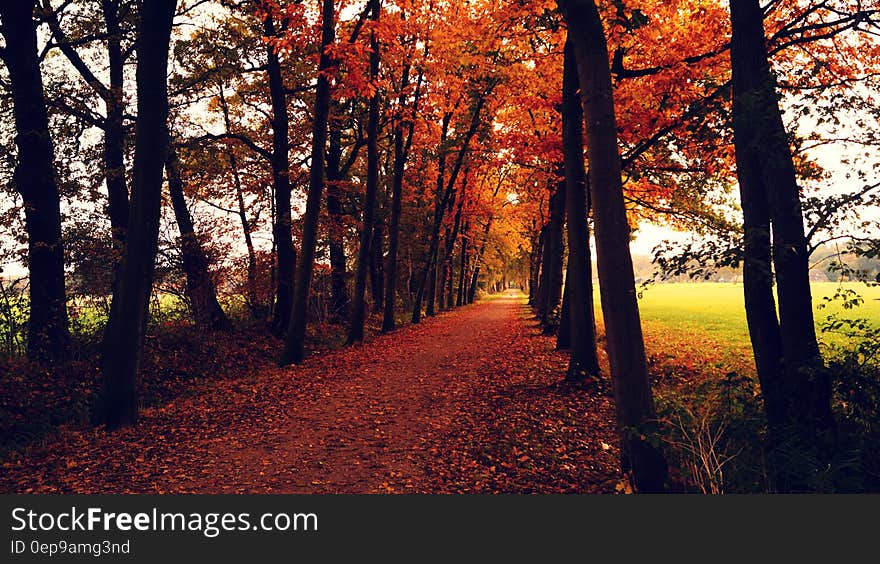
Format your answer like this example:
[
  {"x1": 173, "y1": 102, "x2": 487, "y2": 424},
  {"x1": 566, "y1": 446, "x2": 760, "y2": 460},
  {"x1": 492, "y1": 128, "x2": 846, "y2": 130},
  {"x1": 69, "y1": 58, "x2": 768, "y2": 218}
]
[{"x1": 630, "y1": 282, "x2": 880, "y2": 356}]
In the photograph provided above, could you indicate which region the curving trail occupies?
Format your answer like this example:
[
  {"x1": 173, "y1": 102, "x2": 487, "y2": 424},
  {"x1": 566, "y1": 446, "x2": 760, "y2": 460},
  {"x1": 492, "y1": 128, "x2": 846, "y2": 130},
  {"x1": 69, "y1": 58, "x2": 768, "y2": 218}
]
[{"x1": 2, "y1": 291, "x2": 621, "y2": 494}]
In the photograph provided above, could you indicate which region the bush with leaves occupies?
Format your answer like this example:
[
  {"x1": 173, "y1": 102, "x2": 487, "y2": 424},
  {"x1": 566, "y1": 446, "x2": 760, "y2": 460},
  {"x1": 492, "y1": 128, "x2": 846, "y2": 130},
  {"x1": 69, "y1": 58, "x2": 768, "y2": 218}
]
[
  {"x1": 655, "y1": 371, "x2": 766, "y2": 493},
  {"x1": 819, "y1": 291, "x2": 880, "y2": 491}
]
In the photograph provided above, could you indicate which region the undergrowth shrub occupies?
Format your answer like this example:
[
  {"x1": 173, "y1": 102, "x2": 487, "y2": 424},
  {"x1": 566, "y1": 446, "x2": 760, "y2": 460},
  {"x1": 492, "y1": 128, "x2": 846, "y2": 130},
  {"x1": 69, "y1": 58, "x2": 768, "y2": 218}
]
[
  {"x1": 821, "y1": 312, "x2": 880, "y2": 491},
  {"x1": 655, "y1": 372, "x2": 767, "y2": 493},
  {"x1": 656, "y1": 285, "x2": 880, "y2": 493}
]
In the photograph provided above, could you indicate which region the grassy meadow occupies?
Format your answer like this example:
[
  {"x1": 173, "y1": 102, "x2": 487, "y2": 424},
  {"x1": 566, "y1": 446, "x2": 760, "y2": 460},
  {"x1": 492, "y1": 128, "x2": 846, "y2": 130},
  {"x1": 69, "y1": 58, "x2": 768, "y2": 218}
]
[
  {"x1": 614, "y1": 282, "x2": 880, "y2": 377},
  {"x1": 636, "y1": 282, "x2": 880, "y2": 342}
]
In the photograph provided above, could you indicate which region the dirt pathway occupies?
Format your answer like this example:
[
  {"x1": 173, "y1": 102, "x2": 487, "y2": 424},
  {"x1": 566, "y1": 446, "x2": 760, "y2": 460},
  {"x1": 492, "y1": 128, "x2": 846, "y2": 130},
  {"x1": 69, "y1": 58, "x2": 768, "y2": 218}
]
[{"x1": 2, "y1": 292, "x2": 621, "y2": 493}]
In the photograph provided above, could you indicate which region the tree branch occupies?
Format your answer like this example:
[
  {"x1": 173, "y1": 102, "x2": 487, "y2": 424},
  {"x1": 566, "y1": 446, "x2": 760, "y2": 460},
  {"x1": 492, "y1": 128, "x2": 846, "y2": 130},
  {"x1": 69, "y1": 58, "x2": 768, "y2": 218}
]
[
  {"x1": 189, "y1": 132, "x2": 273, "y2": 162},
  {"x1": 40, "y1": 0, "x2": 112, "y2": 102}
]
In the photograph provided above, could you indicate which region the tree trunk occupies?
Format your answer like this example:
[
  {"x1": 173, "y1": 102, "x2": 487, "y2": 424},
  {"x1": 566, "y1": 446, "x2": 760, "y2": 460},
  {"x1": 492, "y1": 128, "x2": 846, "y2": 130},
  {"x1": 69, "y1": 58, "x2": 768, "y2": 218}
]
[
  {"x1": 383, "y1": 125, "x2": 405, "y2": 331},
  {"x1": 537, "y1": 222, "x2": 551, "y2": 317},
  {"x1": 326, "y1": 125, "x2": 349, "y2": 323},
  {"x1": 542, "y1": 178, "x2": 565, "y2": 326},
  {"x1": 369, "y1": 221, "x2": 384, "y2": 313},
  {"x1": 382, "y1": 113, "x2": 406, "y2": 333},
  {"x1": 558, "y1": 3, "x2": 668, "y2": 492},
  {"x1": 425, "y1": 257, "x2": 438, "y2": 316},
  {"x1": 424, "y1": 118, "x2": 450, "y2": 320},
  {"x1": 412, "y1": 99, "x2": 487, "y2": 323},
  {"x1": 467, "y1": 217, "x2": 493, "y2": 304},
  {"x1": 441, "y1": 184, "x2": 465, "y2": 310},
  {"x1": 218, "y1": 88, "x2": 261, "y2": 319},
  {"x1": 559, "y1": 39, "x2": 598, "y2": 368},
  {"x1": 99, "y1": 0, "x2": 177, "y2": 428},
  {"x1": 529, "y1": 227, "x2": 545, "y2": 307},
  {"x1": 556, "y1": 275, "x2": 571, "y2": 350},
  {"x1": 42, "y1": 0, "x2": 129, "y2": 248},
  {"x1": 102, "y1": 0, "x2": 129, "y2": 249},
  {"x1": 234, "y1": 168, "x2": 261, "y2": 319},
  {"x1": 382, "y1": 63, "x2": 423, "y2": 332},
  {"x1": 281, "y1": 0, "x2": 334, "y2": 365},
  {"x1": 730, "y1": 0, "x2": 834, "y2": 445},
  {"x1": 265, "y1": 14, "x2": 295, "y2": 336},
  {"x1": 0, "y1": 0, "x2": 69, "y2": 363},
  {"x1": 166, "y1": 148, "x2": 231, "y2": 332},
  {"x1": 347, "y1": 0, "x2": 381, "y2": 345},
  {"x1": 456, "y1": 222, "x2": 469, "y2": 307}
]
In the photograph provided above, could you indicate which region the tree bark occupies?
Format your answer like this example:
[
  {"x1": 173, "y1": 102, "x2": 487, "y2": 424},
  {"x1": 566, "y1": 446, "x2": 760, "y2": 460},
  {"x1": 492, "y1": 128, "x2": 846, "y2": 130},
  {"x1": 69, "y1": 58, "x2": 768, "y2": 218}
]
[
  {"x1": 425, "y1": 258, "x2": 438, "y2": 316},
  {"x1": 412, "y1": 98, "x2": 487, "y2": 323},
  {"x1": 529, "y1": 227, "x2": 545, "y2": 307},
  {"x1": 326, "y1": 124, "x2": 350, "y2": 322},
  {"x1": 0, "y1": 1, "x2": 69, "y2": 363},
  {"x1": 382, "y1": 62, "x2": 423, "y2": 332},
  {"x1": 456, "y1": 222, "x2": 469, "y2": 307},
  {"x1": 467, "y1": 216, "x2": 493, "y2": 304},
  {"x1": 441, "y1": 181, "x2": 466, "y2": 310},
  {"x1": 102, "y1": 0, "x2": 129, "y2": 248},
  {"x1": 382, "y1": 125, "x2": 405, "y2": 331},
  {"x1": 218, "y1": 88, "x2": 261, "y2": 319},
  {"x1": 233, "y1": 163, "x2": 261, "y2": 318},
  {"x1": 281, "y1": 0, "x2": 334, "y2": 364},
  {"x1": 265, "y1": 14, "x2": 296, "y2": 336},
  {"x1": 541, "y1": 178, "x2": 565, "y2": 325},
  {"x1": 730, "y1": 0, "x2": 834, "y2": 442},
  {"x1": 99, "y1": 0, "x2": 177, "y2": 428},
  {"x1": 41, "y1": 0, "x2": 129, "y2": 247},
  {"x1": 560, "y1": 38, "x2": 598, "y2": 373},
  {"x1": 382, "y1": 128, "x2": 406, "y2": 330},
  {"x1": 556, "y1": 274, "x2": 571, "y2": 349},
  {"x1": 369, "y1": 221, "x2": 384, "y2": 313},
  {"x1": 347, "y1": 0, "x2": 381, "y2": 344},
  {"x1": 166, "y1": 148, "x2": 230, "y2": 332},
  {"x1": 558, "y1": 4, "x2": 668, "y2": 492},
  {"x1": 537, "y1": 220, "x2": 551, "y2": 316}
]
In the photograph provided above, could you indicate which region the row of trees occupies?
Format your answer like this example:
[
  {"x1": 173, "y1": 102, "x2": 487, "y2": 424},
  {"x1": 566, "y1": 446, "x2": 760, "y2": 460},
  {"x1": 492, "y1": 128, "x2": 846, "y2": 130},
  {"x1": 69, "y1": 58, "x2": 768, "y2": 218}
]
[
  {"x1": 2, "y1": 0, "x2": 878, "y2": 491},
  {"x1": 528, "y1": 0, "x2": 878, "y2": 490}
]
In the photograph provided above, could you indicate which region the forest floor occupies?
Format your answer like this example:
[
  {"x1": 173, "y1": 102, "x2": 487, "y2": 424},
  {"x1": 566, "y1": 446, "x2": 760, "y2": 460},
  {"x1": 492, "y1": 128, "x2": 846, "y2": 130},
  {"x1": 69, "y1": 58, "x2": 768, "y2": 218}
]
[{"x1": 1, "y1": 291, "x2": 623, "y2": 493}]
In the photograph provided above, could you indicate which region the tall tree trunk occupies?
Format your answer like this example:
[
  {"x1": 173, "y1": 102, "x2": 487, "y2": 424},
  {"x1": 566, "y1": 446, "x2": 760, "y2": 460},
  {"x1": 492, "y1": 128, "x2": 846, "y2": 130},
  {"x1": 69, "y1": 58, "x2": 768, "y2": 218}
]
[
  {"x1": 529, "y1": 227, "x2": 545, "y2": 307},
  {"x1": 439, "y1": 237, "x2": 451, "y2": 310},
  {"x1": 265, "y1": 14, "x2": 295, "y2": 336},
  {"x1": 234, "y1": 166, "x2": 261, "y2": 319},
  {"x1": 467, "y1": 216, "x2": 493, "y2": 304},
  {"x1": 281, "y1": 0, "x2": 334, "y2": 365},
  {"x1": 537, "y1": 218, "x2": 552, "y2": 317},
  {"x1": 382, "y1": 62, "x2": 423, "y2": 332},
  {"x1": 730, "y1": 0, "x2": 834, "y2": 444},
  {"x1": 218, "y1": 88, "x2": 261, "y2": 319},
  {"x1": 556, "y1": 275, "x2": 571, "y2": 349},
  {"x1": 559, "y1": 39, "x2": 598, "y2": 367},
  {"x1": 0, "y1": 1, "x2": 69, "y2": 363},
  {"x1": 442, "y1": 183, "x2": 465, "y2": 310},
  {"x1": 456, "y1": 222, "x2": 469, "y2": 307},
  {"x1": 425, "y1": 257, "x2": 439, "y2": 316},
  {"x1": 558, "y1": 3, "x2": 668, "y2": 492},
  {"x1": 556, "y1": 41, "x2": 599, "y2": 364},
  {"x1": 165, "y1": 148, "x2": 230, "y2": 331},
  {"x1": 102, "y1": 0, "x2": 129, "y2": 249},
  {"x1": 347, "y1": 0, "x2": 381, "y2": 344},
  {"x1": 426, "y1": 113, "x2": 452, "y2": 318},
  {"x1": 99, "y1": 0, "x2": 177, "y2": 428},
  {"x1": 542, "y1": 177, "x2": 566, "y2": 326},
  {"x1": 382, "y1": 119, "x2": 407, "y2": 332},
  {"x1": 382, "y1": 125, "x2": 405, "y2": 331},
  {"x1": 326, "y1": 124, "x2": 349, "y2": 322},
  {"x1": 42, "y1": 0, "x2": 129, "y2": 247},
  {"x1": 369, "y1": 221, "x2": 384, "y2": 313},
  {"x1": 412, "y1": 99, "x2": 488, "y2": 323}
]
